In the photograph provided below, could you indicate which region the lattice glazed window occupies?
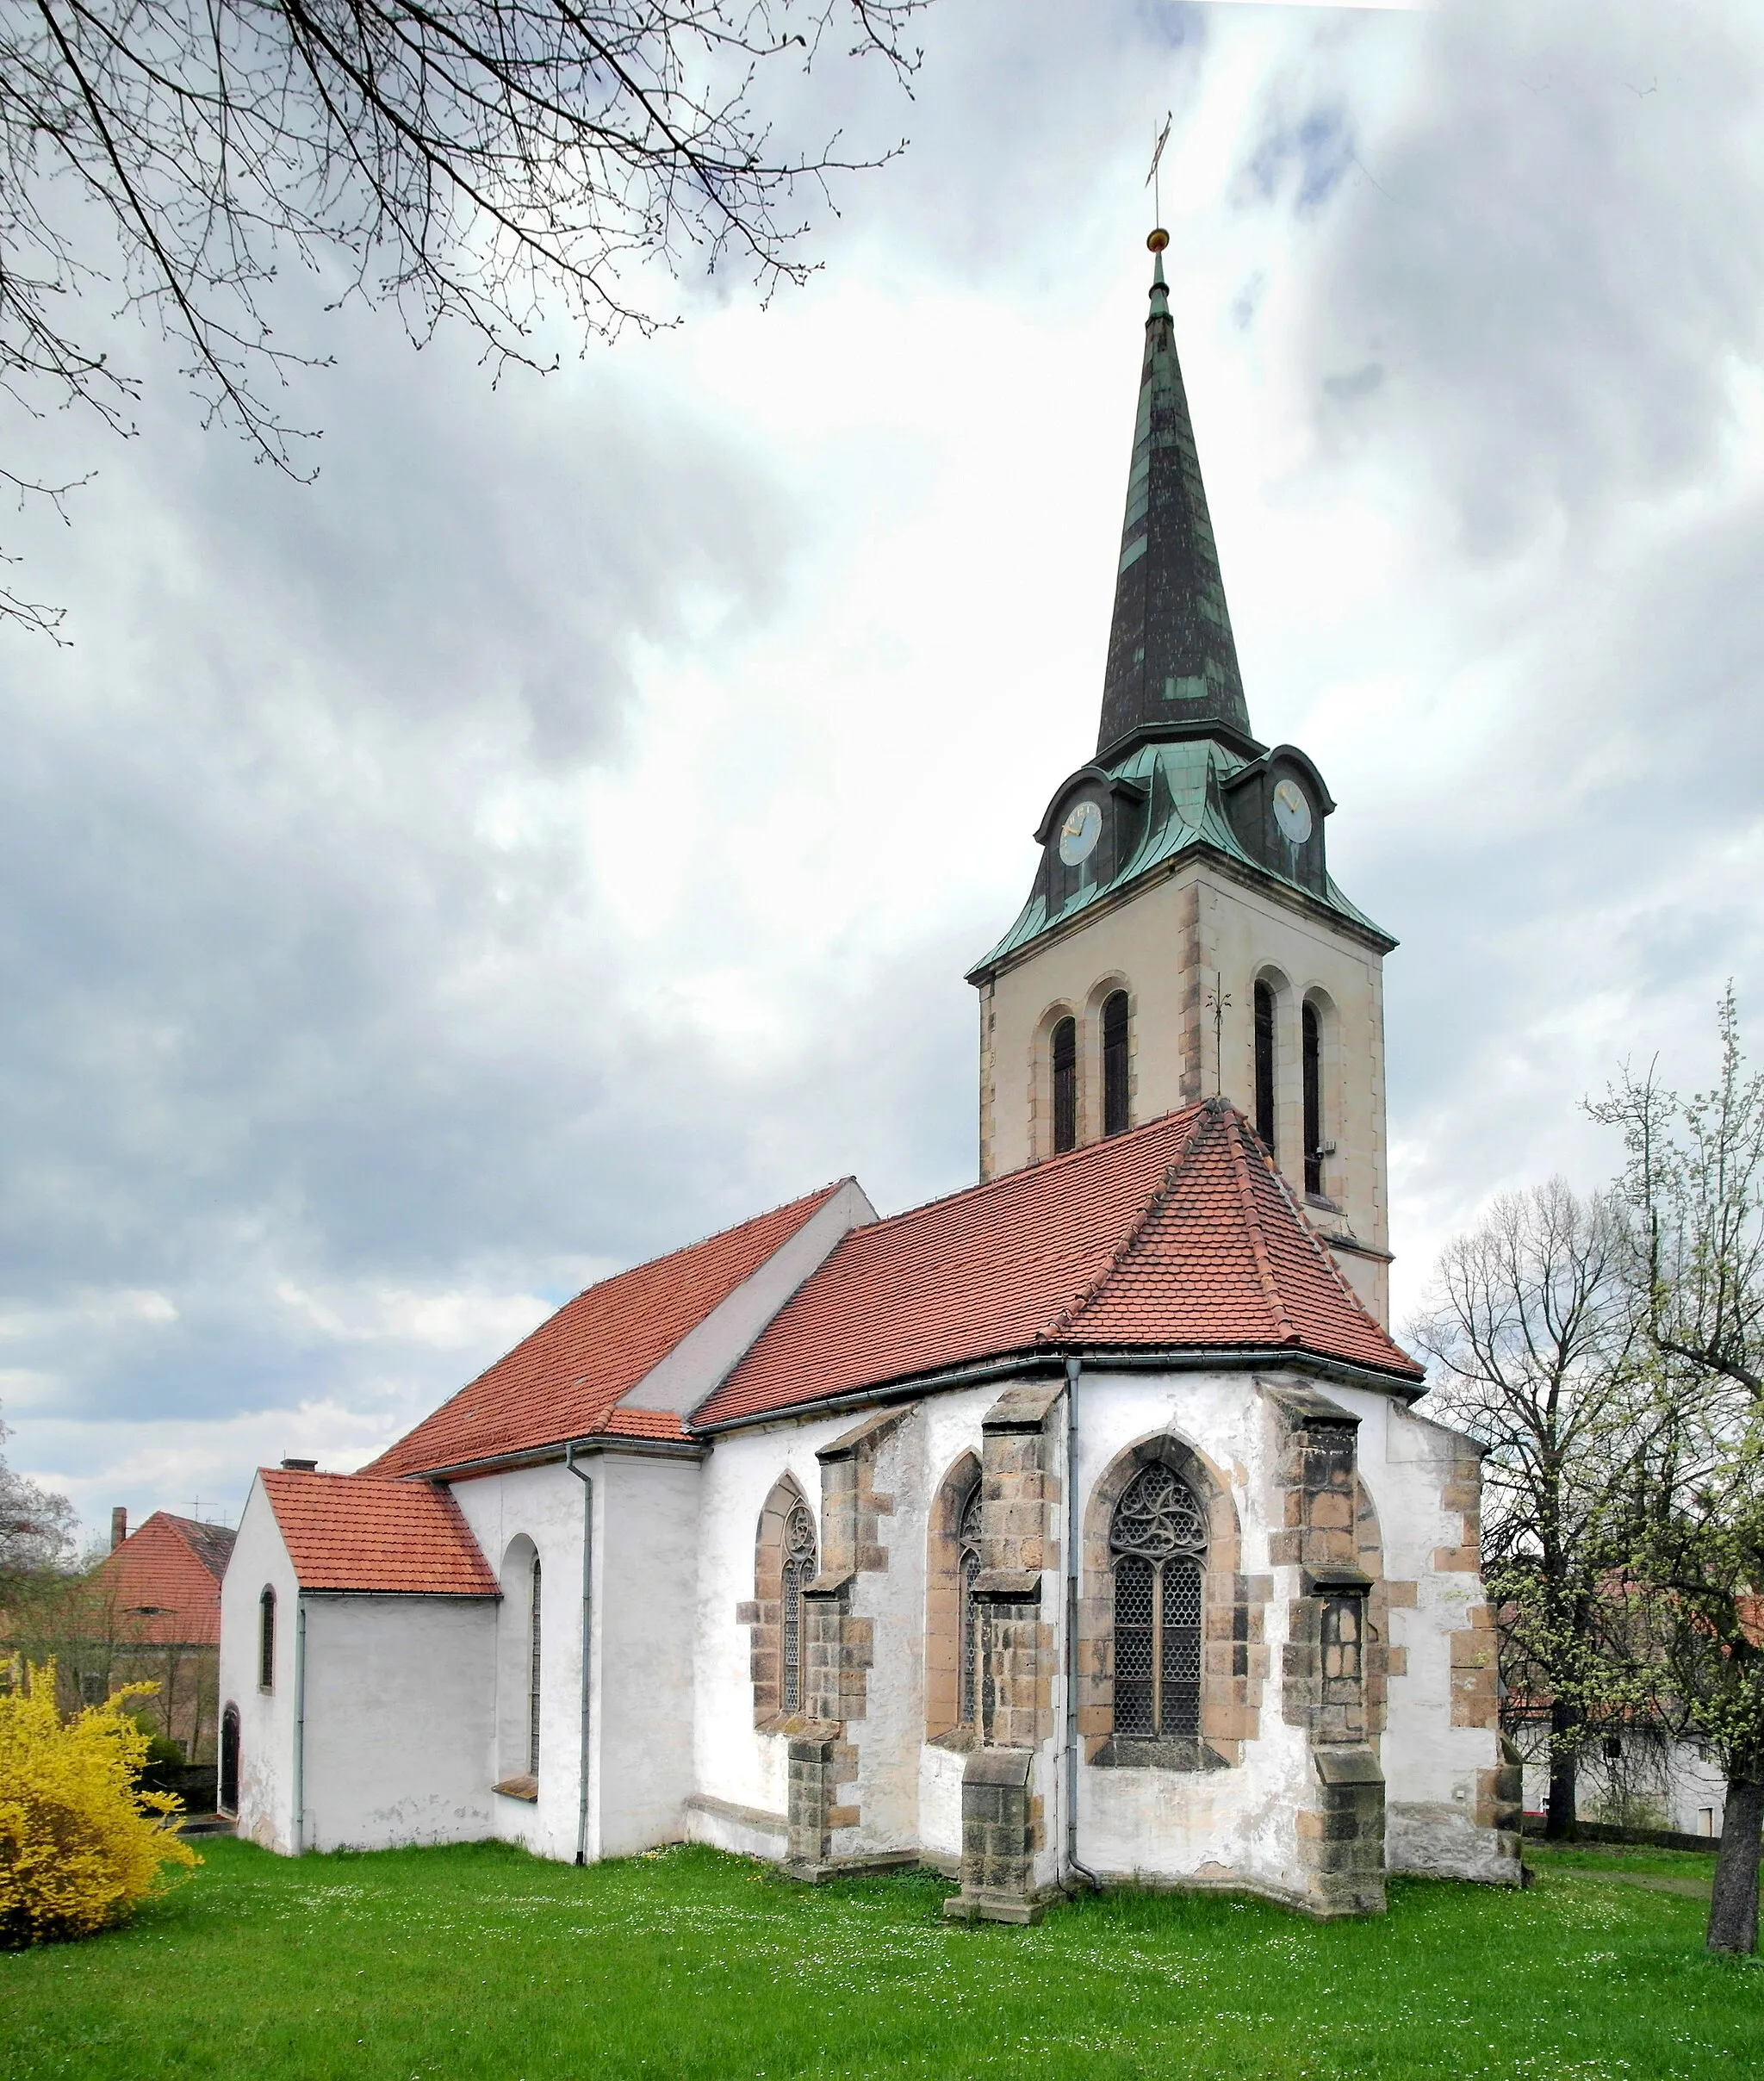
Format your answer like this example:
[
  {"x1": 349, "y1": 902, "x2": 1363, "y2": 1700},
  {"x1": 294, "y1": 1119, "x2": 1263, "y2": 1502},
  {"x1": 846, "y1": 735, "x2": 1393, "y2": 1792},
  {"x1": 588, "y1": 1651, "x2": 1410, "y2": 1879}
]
[
  {"x1": 1110, "y1": 1462, "x2": 1208, "y2": 1737},
  {"x1": 958, "y1": 1482, "x2": 984, "y2": 1729},
  {"x1": 781, "y1": 1501, "x2": 817, "y2": 1713}
]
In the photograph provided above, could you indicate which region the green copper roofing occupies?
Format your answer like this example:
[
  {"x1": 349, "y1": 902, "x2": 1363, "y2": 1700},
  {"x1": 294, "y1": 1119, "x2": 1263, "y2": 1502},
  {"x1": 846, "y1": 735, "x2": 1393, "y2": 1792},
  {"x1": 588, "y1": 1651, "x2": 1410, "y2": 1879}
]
[
  {"x1": 1096, "y1": 251, "x2": 1251, "y2": 758},
  {"x1": 968, "y1": 737, "x2": 1392, "y2": 979}
]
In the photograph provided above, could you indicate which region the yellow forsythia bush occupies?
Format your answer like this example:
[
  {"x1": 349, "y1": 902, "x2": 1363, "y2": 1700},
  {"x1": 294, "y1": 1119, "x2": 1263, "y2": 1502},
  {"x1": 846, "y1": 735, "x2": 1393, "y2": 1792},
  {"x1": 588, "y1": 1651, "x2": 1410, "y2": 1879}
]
[{"x1": 0, "y1": 1661, "x2": 199, "y2": 1947}]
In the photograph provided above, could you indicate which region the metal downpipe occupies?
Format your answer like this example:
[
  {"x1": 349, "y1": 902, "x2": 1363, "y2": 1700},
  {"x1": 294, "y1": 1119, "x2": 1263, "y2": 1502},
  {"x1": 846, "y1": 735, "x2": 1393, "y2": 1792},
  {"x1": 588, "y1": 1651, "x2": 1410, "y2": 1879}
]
[
  {"x1": 293, "y1": 1594, "x2": 307, "y2": 1855},
  {"x1": 1064, "y1": 1355, "x2": 1100, "y2": 1893},
  {"x1": 564, "y1": 1444, "x2": 596, "y2": 1867}
]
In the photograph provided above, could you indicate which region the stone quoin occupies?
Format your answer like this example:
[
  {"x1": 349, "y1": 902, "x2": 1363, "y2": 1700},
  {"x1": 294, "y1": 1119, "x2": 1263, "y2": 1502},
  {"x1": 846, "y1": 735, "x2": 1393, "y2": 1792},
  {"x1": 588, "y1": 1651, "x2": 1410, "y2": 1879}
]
[{"x1": 219, "y1": 237, "x2": 1521, "y2": 1918}]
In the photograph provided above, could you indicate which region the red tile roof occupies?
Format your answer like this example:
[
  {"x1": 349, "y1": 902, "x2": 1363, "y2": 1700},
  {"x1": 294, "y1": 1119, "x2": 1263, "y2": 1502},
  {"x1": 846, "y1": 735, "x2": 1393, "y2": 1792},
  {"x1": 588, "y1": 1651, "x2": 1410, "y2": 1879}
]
[
  {"x1": 366, "y1": 1183, "x2": 850, "y2": 1479},
  {"x1": 694, "y1": 1103, "x2": 1421, "y2": 1427},
  {"x1": 90, "y1": 1513, "x2": 236, "y2": 1645},
  {"x1": 259, "y1": 1470, "x2": 499, "y2": 1595}
]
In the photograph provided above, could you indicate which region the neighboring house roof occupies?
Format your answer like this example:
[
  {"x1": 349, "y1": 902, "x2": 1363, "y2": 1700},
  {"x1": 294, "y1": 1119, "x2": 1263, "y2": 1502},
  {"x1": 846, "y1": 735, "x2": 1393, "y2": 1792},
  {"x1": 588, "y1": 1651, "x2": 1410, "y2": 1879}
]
[
  {"x1": 90, "y1": 1512, "x2": 237, "y2": 1646},
  {"x1": 695, "y1": 1101, "x2": 1423, "y2": 1429},
  {"x1": 258, "y1": 1470, "x2": 499, "y2": 1595},
  {"x1": 366, "y1": 1182, "x2": 849, "y2": 1479}
]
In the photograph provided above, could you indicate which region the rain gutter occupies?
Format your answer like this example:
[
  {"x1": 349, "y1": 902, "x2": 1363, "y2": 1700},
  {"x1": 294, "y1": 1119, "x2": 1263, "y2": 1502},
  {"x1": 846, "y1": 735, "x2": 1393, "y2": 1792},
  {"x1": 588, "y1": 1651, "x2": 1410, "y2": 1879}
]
[
  {"x1": 563, "y1": 1443, "x2": 596, "y2": 1867},
  {"x1": 692, "y1": 1343, "x2": 1423, "y2": 1438},
  {"x1": 1063, "y1": 1355, "x2": 1099, "y2": 1893}
]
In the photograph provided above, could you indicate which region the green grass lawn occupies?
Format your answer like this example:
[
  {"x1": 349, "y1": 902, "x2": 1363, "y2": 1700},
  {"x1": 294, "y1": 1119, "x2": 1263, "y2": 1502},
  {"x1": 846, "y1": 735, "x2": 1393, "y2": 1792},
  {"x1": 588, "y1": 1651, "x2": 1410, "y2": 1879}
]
[{"x1": 4, "y1": 1836, "x2": 1759, "y2": 2080}]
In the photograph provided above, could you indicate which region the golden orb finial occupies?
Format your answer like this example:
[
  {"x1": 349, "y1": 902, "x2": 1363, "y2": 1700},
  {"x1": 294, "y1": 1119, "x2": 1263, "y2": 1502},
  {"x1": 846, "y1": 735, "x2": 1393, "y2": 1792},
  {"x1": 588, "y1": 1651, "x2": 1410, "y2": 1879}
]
[{"x1": 1147, "y1": 227, "x2": 1170, "y2": 253}]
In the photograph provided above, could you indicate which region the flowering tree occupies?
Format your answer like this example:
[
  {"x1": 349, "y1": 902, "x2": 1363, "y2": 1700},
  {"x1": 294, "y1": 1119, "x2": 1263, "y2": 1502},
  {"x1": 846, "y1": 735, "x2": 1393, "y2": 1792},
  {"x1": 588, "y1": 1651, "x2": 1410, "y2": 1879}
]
[{"x1": 1590, "y1": 986, "x2": 1764, "y2": 1955}]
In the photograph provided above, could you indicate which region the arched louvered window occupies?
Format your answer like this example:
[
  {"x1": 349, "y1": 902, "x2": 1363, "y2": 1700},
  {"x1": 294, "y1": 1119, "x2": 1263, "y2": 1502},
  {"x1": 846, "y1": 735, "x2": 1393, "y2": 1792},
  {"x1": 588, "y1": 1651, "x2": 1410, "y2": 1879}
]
[
  {"x1": 258, "y1": 1587, "x2": 276, "y2": 1691},
  {"x1": 219, "y1": 1705, "x2": 240, "y2": 1814},
  {"x1": 1111, "y1": 1463, "x2": 1207, "y2": 1738},
  {"x1": 781, "y1": 1501, "x2": 817, "y2": 1714},
  {"x1": 1302, "y1": 1000, "x2": 1323, "y2": 1196},
  {"x1": 958, "y1": 1482, "x2": 984, "y2": 1730},
  {"x1": 1052, "y1": 1016, "x2": 1078, "y2": 1153},
  {"x1": 1102, "y1": 991, "x2": 1130, "y2": 1137},
  {"x1": 1253, "y1": 980, "x2": 1276, "y2": 1156},
  {"x1": 527, "y1": 1556, "x2": 543, "y2": 1776}
]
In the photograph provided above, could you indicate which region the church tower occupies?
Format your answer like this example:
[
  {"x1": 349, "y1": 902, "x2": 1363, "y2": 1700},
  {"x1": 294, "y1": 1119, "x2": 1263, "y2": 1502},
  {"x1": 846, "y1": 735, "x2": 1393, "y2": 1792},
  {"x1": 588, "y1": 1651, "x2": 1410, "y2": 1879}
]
[{"x1": 968, "y1": 233, "x2": 1396, "y2": 1325}]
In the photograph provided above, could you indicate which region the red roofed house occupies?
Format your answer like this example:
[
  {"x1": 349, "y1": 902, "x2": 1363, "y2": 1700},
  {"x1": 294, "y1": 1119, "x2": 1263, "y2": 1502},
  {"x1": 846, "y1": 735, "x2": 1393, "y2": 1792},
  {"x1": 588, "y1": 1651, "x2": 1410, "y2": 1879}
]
[
  {"x1": 220, "y1": 245, "x2": 1519, "y2": 1919},
  {"x1": 77, "y1": 1510, "x2": 236, "y2": 1763}
]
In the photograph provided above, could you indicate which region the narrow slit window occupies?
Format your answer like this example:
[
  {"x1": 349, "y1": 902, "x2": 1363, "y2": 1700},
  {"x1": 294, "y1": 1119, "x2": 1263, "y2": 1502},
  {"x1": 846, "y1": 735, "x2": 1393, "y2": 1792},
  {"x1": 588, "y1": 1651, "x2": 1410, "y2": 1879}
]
[
  {"x1": 220, "y1": 1705, "x2": 240, "y2": 1814},
  {"x1": 258, "y1": 1587, "x2": 276, "y2": 1692},
  {"x1": 781, "y1": 1501, "x2": 817, "y2": 1714},
  {"x1": 1102, "y1": 991, "x2": 1130, "y2": 1137},
  {"x1": 1302, "y1": 1001, "x2": 1323, "y2": 1196},
  {"x1": 1253, "y1": 981, "x2": 1276, "y2": 1155},
  {"x1": 527, "y1": 1556, "x2": 543, "y2": 1776},
  {"x1": 1110, "y1": 1463, "x2": 1208, "y2": 1739},
  {"x1": 958, "y1": 1483, "x2": 983, "y2": 1730},
  {"x1": 1052, "y1": 1016, "x2": 1078, "y2": 1153}
]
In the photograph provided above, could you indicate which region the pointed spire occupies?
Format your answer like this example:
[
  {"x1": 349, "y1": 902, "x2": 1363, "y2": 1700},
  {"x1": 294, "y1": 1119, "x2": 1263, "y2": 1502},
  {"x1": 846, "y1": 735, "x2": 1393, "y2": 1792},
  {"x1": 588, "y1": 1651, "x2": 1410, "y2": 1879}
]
[{"x1": 1096, "y1": 231, "x2": 1253, "y2": 760}]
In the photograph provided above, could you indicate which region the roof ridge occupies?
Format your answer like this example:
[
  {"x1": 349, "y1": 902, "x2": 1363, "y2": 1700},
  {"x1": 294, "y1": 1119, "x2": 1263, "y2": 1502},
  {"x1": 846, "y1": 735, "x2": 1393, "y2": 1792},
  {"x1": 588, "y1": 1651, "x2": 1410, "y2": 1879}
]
[
  {"x1": 1254, "y1": 1140, "x2": 1399, "y2": 1329},
  {"x1": 1223, "y1": 1109, "x2": 1300, "y2": 1345},
  {"x1": 856, "y1": 1103, "x2": 1210, "y2": 1244},
  {"x1": 1038, "y1": 1105, "x2": 1216, "y2": 1342}
]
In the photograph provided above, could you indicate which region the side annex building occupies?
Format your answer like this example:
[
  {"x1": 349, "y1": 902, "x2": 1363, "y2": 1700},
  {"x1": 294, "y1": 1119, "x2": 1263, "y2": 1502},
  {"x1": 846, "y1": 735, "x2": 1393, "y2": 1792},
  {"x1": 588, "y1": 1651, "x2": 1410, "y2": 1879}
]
[{"x1": 220, "y1": 237, "x2": 1520, "y2": 1921}]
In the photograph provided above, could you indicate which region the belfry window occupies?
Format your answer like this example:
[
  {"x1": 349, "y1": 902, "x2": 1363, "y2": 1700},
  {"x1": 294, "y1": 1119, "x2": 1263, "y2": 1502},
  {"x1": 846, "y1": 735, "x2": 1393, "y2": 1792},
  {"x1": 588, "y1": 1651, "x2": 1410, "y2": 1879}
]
[
  {"x1": 958, "y1": 1482, "x2": 984, "y2": 1730},
  {"x1": 1052, "y1": 1016, "x2": 1078, "y2": 1153},
  {"x1": 781, "y1": 1501, "x2": 817, "y2": 1714},
  {"x1": 258, "y1": 1587, "x2": 276, "y2": 1691},
  {"x1": 527, "y1": 1556, "x2": 543, "y2": 1776},
  {"x1": 1253, "y1": 981, "x2": 1276, "y2": 1155},
  {"x1": 1110, "y1": 1463, "x2": 1207, "y2": 1738},
  {"x1": 1302, "y1": 1001, "x2": 1323, "y2": 1196},
  {"x1": 1102, "y1": 991, "x2": 1130, "y2": 1137}
]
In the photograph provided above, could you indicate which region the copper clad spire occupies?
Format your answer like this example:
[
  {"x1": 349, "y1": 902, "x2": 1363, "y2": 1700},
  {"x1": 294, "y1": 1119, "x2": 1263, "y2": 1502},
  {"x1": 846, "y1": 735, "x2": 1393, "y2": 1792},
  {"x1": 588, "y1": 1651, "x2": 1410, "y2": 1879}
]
[{"x1": 1096, "y1": 233, "x2": 1252, "y2": 759}]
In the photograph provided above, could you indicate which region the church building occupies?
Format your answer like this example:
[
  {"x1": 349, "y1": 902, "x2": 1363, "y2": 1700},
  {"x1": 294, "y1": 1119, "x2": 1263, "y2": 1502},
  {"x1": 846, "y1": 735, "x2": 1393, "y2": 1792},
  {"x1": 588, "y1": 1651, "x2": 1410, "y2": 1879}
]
[{"x1": 218, "y1": 235, "x2": 1521, "y2": 1921}]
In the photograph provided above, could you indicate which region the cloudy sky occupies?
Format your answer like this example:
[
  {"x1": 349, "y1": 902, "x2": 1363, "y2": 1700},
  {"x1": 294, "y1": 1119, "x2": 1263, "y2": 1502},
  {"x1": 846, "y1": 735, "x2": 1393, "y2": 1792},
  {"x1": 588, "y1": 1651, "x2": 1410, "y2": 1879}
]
[{"x1": 3, "y1": 0, "x2": 1761, "y2": 1542}]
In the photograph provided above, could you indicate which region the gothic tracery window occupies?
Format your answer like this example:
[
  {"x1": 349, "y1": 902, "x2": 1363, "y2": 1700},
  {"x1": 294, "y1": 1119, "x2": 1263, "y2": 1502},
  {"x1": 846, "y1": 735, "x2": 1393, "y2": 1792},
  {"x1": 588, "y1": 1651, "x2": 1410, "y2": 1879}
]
[
  {"x1": 781, "y1": 1501, "x2": 817, "y2": 1714},
  {"x1": 1110, "y1": 1463, "x2": 1207, "y2": 1739},
  {"x1": 958, "y1": 1482, "x2": 983, "y2": 1730}
]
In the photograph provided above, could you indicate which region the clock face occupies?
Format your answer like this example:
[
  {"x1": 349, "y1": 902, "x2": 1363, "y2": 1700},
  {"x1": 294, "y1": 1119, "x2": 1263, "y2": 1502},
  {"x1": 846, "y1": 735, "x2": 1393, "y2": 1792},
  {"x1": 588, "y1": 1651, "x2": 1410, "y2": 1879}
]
[
  {"x1": 1059, "y1": 798, "x2": 1103, "y2": 866},
  {"x1": 1272, "y1": 777, "x2": 1313, "y2": 846}
]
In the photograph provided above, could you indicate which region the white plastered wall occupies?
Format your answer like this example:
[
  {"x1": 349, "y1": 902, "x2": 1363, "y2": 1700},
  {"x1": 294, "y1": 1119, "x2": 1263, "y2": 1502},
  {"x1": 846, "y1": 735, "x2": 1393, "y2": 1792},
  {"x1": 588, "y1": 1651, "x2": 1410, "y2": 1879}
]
[
  {"x1": 980, "y1": 858, "x2": 1391, "y2": 1321},
  {"x1": 446, "y1": 1461, "x2": 593, "y2": 1861},
  {"x1": 218, "y1": 1477, "x2": 301, "y2": 1854},
  {"x1": 1360, "y1": 1396, "x2": 1513, "y2": 1881},
  {"x1": 298, "y1": 1595, "x2": 497, "y2": 1852}
]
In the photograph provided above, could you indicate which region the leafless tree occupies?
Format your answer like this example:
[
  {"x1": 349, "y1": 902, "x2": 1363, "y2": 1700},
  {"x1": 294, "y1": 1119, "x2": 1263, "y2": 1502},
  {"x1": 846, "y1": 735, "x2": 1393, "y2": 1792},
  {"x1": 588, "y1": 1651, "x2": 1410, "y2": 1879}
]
[
  {"x1": 0, "y1": 0, "x2": 928, "y2": 631},
  {"x1": 0, "y1": 1408, "x2": 78, "y2": 1578},
  {"x1": 1409, "y1": 1178, "x2": 1643, "y2": 1838}
]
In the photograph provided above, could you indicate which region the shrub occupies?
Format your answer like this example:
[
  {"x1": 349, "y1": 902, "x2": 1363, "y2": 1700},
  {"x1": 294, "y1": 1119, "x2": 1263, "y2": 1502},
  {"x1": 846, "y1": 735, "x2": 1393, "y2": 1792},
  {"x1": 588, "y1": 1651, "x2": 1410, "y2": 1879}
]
[{"x1": 0, "y1": 1660, "x2": 199, "y2": 1947}]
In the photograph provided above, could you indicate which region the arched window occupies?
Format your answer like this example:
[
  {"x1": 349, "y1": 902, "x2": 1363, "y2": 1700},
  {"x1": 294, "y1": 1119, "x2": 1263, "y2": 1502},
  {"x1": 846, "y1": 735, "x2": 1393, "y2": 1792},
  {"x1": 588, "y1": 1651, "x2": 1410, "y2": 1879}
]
[
  {"x1": 527, "y1": 1556, "x2": 543, "y2": 1776},
  {"x1": 1102, "y1": 991, "x2": 1130, "y2": 1137},
  {"x1": 1252, "y1": 980, "x2": 1276, "y2": 1155},
  {"x1": 1052, "y1": 1016, "x2": 1078, "y2": 1153},
  {"x1": 1302, "y1": 1000, "x2": 1323, "y2": 1196},
  {"x1": 1111, "y1": 1463, "x2": 1207, "y2": 1738},
  {"x1": 958, "y1": 1482, "x2": 984, "y2": 1730},
  {"x1": 781, "y1": 1500, "x2": 817, "y2": 1714},
  {"x1": 219, "y1": 1705, "x2": 240, "y2": 1814},
  {"x1": 258, "y1": 1587, "x2": 276, "y2": 1692}
]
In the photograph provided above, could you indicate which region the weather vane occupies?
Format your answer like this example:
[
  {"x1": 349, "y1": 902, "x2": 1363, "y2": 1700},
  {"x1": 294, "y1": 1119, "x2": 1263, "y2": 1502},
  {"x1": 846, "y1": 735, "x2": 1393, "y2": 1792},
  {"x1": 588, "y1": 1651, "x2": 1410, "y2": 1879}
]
[
  {"x1": 1146, "y1": 110, "x2": 1172, "y2": 244},
  {"x1": 1204, "y1": 972, "x2": 1231, "y2": 1097}
]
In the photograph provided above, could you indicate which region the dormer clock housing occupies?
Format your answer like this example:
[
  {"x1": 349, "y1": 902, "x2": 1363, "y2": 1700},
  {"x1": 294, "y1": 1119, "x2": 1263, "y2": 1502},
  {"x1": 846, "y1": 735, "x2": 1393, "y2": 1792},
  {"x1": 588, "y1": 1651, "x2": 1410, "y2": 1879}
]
[
  {"x1": 1221, "y1": 746, "x2": 1334, "y2": 898},
  {"x1": 1033, "y1": 767, "x2": 1150, "y2": 914}
]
